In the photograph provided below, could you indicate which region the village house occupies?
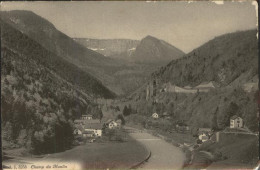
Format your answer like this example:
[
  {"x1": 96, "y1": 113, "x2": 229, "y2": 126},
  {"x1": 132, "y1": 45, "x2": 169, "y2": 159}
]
[
  {"x1": 73, "y1": 126, "x2": 83, "y2": 136},
  {"x1": 105, "y1": 119, "x2": 118, "y2": 129},
  {"x1": 81, "y1": 114, "x2": 93, "y2": 120},
  {"x1": 230, "y1": 115, "x2": 243, "y2": 128},
  {"x1": 82, "y1": 131, "x2": 95, "y2": 138},
  {"x1": 152, "y1": 112, "x2": 159, "y2": 119},
  {"x1": 74, "y1": 119, "x2": 103, "y2": 138},
  {"x1": 83, "y1": 123, "x2": 102, "y2": 137},
  {"x1": 198, "y1": 128, "x2": 213, "y2": 143}
]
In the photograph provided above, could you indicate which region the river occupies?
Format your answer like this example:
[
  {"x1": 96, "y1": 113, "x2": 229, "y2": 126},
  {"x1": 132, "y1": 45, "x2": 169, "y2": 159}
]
[{"x1": 125, "y1": 126, "x2": 185, "y2": 169}]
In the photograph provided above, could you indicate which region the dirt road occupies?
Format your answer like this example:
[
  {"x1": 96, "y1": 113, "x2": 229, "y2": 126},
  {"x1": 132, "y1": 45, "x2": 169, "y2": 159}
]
[{"x1": 125, "y1": 127, "x2": 185, "y2": 169}]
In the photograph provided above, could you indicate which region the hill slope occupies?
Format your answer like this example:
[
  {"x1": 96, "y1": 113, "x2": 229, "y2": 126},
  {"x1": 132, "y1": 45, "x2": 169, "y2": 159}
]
[
  {"x1": 1, "y1": 19, "x2": 115, "y2": 99},
  {"x1": 1, "y1": 19, "x2": 113, "y2": 153},
  {"x1": 152, "y1": 30, "x2": 258, "y2": 87},
  {"x1": 0, "y1": 10, "x2": 127, "y2": 94},
  {"x1": 0, "y1": 10, "x2": 118, "y2": 67}
]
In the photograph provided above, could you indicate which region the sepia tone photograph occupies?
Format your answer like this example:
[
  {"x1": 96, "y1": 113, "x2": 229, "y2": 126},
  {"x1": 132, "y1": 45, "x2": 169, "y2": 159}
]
[{"x1": 1, "y1": 1, "x2": 259, "y2": 169}]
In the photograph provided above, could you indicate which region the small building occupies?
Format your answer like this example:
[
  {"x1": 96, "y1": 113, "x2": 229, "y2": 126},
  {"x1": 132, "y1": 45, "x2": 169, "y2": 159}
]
[
  {"x1": 230, "y1": 115, "x2": 243, "y2": 128},
  {"x1": 74, "y1": 119, "x2": 100, "y2": 125},
  {"x1": 152, "y1": 113, "x2": 159, "y2": 119},
  {"x1": 83, "y1": 123, "x2": 103, "y2": 137},
  {"x1": 81, "y1": 114, "x2": 93, "y2": 120},
  {"x1": 198, "y1": 128, "x2": 213, "y2": 143},
  {"x1": 105, "y1": 119, "x2": 118, "y2": 129},
  {"x1": 199, "y1": 133, "x2": 209, "y2": 143},
  {"x1": 83, "y1": 131, "x2": 95, "y2": 138},
  {"x1": 74, "y1": 119, "x2": 103, "y2": 138},
  {"x1": 73, "y1": 128, "x2": 83, "y2": 135}
]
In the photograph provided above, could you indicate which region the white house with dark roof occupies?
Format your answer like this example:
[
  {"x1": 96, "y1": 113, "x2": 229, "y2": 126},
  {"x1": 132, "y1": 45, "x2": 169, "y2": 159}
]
[
  {"x1": 198, "y1": 128, "x2": 213, "y2": 142},
  {"x1": 230, "y1": 115, "x2": 243, "y2": 128},
  {"x1": 74, "y1": 119, "x2": 103, "y2": 137},
  {"x1": 105, "y1": 119, "x2": 118, "y2": 129},
  {"x1": 83, "y1": 123, "x2": 102, "y2": 137},
  {"x1": 152, "y1": 112, "x2": 159, "y2": 119}
]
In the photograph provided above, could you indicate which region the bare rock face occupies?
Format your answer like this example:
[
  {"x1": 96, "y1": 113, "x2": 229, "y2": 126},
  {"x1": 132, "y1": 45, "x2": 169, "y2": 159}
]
[{"x1": 73, "y1": 38, "x2": 140, "y2": 58}]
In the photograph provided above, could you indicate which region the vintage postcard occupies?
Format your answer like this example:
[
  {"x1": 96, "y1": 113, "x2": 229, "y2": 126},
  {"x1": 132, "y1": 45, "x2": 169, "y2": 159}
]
[{"x1": 1, "y1": 1, "x2": 259, "y2": 169}]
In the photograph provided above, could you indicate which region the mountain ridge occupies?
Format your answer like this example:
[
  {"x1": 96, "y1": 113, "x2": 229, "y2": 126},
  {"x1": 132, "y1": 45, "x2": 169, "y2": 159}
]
[
  {"x1": 131, "y1": 35, "x2": 185, "y2": 64},
  {"x1": 73, "y1": 38, "x2": 140, "y2": 58},
  {"x1": 151, "y1": 29, "x2": 258, "y2": 87},
  {"x1": 1, "y1": 18, "x2": 115, "y2": 99},
  {"x1": 0, "y1": 10, "x2": 130, "y2": 94}
]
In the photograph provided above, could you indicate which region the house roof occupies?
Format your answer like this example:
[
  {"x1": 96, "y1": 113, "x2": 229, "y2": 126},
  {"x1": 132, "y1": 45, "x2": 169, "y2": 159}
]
[
  {"x1": 74, "y1": 124, "x2": 85, "y2": 132},
  {"x1": 116, "y1": 119, "x2": 122, "y2": 123},
  {"x1": 230, "y1": 115, "x2": 241, "y2": 120},
  {"x1": 83, "y1": 131, "x2": 95, "y2": 134},
  {"x1": 74, "y1": 119, "x2": 100, "y2": 124},
  {"x1": 198, "y1": 128, "x2": 212, "y2": 132},
  {"x1": 105, "y1": 119, "x2": 114, "y2": 124},
  {"x1": 83, "y1": 123, "x2": 102, "y2": 129},
  {"x1": 82, "y1": 114, "x2": 92, "y2": 117}
]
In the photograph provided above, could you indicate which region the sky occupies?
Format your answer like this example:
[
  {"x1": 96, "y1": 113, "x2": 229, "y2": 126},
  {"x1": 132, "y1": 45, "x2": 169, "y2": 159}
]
[{"x1": 1, "y1": 1, "x2": 257, "y2": 53}]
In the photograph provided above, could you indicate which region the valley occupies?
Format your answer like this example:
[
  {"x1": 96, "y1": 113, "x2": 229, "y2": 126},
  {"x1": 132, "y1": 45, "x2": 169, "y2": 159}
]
[{"x1": 1, "y1": 5, "x2": 259, "y2": 170}]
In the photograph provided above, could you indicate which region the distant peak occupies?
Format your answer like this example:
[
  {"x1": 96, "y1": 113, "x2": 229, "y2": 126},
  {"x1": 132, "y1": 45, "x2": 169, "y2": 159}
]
[{"x1": 143, "y1": 35, "x2": 158, "y2": 40}]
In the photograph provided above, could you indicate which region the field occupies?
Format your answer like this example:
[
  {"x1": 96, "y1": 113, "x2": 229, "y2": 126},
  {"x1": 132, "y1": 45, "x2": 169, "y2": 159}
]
[
  {"x1": 125, "y1": 114, "x2": 196, "y2": 144},
  {"x1": 3, "y1": 132, "x2": 149, "y2": 169}
]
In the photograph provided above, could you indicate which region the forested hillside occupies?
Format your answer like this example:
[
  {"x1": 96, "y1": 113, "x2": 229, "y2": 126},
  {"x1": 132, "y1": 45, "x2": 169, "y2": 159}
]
[
  {"x1": 1, "y1": 19, "x2": 109, "y2": 154},
  {"x1": 127, "y1": 30, "x2": 258, "y2": 132},
  {"x1": 152, "y1": 30, "x2": 258, "y2": 87}
]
